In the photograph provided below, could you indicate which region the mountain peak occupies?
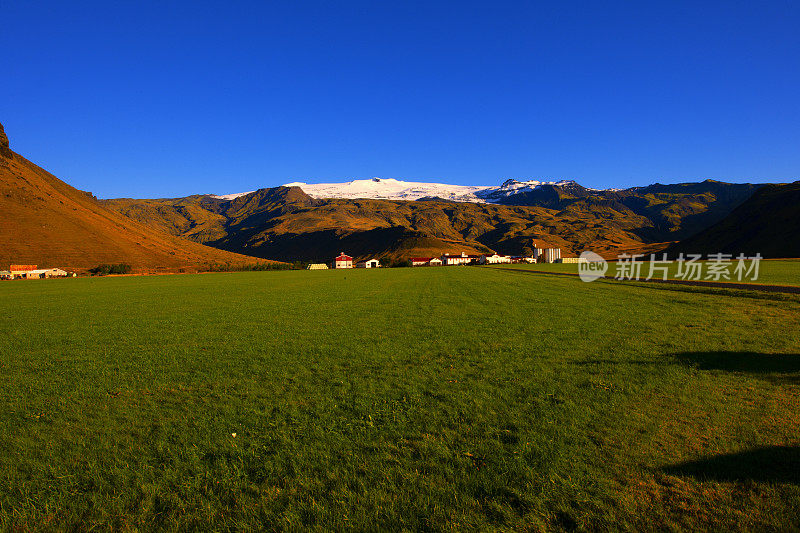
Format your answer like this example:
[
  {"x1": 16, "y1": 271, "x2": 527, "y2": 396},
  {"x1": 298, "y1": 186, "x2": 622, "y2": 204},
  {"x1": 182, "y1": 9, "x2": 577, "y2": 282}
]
[{"x1": 0, "y1": 121, "x2": 11, "y2": 158}]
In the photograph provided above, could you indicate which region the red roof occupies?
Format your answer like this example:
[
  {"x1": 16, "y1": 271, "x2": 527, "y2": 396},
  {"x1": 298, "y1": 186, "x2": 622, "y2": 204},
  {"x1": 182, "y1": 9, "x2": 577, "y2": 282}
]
[
  {"x1": 10, "y1": 264, "x2": 37, "y2": 271},
  {"x1": 411, "y1": 257, "x2": 433, "y2": 262},
  {"x1": 335, "y1": 254, "x2": 353, "y2": 261}
]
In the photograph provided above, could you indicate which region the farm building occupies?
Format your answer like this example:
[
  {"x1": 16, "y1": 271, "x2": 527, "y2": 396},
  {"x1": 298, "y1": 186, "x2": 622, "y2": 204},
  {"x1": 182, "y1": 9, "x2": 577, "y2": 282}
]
[
  {"x1": 0, "y1": 271, "x2": 11, "y2": 280},
  {"x1": 412, "y1": 257, "x2": 445, "y2": 266},
  {"x1": 10, "y1": 264, "x2": 38, "y2": 277},
  {"x1": 334, "y1": 253, "x2": 353, "y2": 269},
  {"x1": 27, "y1": 268, "x2": 70, "y2": 279},
  {"x1": 441, "y1": 252, "x2": 480, "y2": 266},
  {"x1": 541, "y1": 248, "x2": 562, "y2": 263},
  {"x1": 480, "y1": 254, "x2": 512, "y2": 264},
  {"x1": 307, "y1": 263, "x2": 329, "y2": 270},
  {"x1": 9, "y1": 265, "x2": 71, "y2": 279},
  {"x1": 356, "y1": 259, "x2": 380, "y2": 268}
]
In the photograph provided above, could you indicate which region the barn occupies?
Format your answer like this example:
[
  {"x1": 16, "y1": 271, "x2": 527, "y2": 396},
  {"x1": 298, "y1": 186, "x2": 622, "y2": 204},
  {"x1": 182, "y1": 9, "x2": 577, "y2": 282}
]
[
  {"x1": 9, "y1": 265, "x2": 71, "y2": 279},
  {"x1": 356, "y1": 259, "x2": 380, "y2": 268},
  {"x1": 334, "y1": 253, "x2": 353, "y2": 269}
]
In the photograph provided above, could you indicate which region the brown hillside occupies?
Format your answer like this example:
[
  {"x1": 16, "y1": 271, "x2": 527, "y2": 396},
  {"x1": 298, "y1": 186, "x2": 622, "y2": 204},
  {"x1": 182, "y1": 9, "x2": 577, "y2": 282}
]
[
  {"x1": 0, "y1": 121, "x2": 273, "y2": 272},
  {"x1": 105, "y1": 190, "x2": 667, "y2": 262},
  {"x1": 102, "y1": 175, "x2": 758, "y2": 263}
]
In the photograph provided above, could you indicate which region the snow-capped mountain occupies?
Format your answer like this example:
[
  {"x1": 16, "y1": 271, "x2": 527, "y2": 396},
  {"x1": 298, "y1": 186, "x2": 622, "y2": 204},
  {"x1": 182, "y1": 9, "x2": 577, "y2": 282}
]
[
  {"x1": 475, "y1": 179, "x2": 579, "y2": 201},
  {"x1": 214, "y1": 178, "x2": 581, "y2": 203},
  {"x1": 284, "y1": 178, "x2": 493, "y2": 202}
]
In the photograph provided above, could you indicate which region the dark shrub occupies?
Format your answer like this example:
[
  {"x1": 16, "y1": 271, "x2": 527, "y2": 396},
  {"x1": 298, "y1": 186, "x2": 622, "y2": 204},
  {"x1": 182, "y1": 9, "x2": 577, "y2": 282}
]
[
  {"x1": 89, "y1": 264, "x2": 132, "y2": 276},
  {"x1": 202, "y1": 262, "x2": 298, "y2": 272}
]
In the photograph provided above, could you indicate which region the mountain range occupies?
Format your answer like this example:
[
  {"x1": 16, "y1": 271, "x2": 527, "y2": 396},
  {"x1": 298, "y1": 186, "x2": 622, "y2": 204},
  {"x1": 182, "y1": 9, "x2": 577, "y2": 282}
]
[
  {"x1": 217, "y1": 177, "x2": 583, "y2": 204},
  {"x1": 103, "y1": 178, "x2": 763, "y2": 262},
  {"x1": 4, "y1": 119, "x2": 797, "y2": 268}
]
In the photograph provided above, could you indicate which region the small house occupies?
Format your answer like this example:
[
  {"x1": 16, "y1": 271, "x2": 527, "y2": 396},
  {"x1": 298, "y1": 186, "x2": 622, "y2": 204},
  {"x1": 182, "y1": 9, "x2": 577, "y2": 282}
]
[{"x1": 411, "y1": 257, "x2": 433, "y2": 267}]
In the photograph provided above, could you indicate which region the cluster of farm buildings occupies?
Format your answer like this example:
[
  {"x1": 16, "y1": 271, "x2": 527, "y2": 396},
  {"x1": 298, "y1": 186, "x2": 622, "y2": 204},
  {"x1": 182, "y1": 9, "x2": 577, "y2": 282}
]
[
  {"x1": 308, "y1": 247, "x2": 584, "y2": 269},
  {"x1": 411, "y1": 247, "x2": 571, "y2": 266},
  {"x1": 4, "y1": 247, "x2": 582, "y2": 276},
  {"x1": 0, "y1": 265, "x2": 74, "y2": 280},
  {"x1": 307, "y1": 254, "x2": 380, "y2": 270}
]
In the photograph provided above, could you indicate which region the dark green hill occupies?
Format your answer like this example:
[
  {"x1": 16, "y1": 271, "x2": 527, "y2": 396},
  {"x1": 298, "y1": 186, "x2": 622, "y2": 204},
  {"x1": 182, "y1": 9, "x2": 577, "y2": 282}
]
[{"x1": 666, "y1": 182, "x2": 800, "y2": 258}]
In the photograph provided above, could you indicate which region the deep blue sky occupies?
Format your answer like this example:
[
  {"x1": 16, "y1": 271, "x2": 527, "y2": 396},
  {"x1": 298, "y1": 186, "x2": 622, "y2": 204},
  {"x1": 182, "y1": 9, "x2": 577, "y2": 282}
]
[{"x1": 2, "y1": 1, "x2": 798, "y2": 198}]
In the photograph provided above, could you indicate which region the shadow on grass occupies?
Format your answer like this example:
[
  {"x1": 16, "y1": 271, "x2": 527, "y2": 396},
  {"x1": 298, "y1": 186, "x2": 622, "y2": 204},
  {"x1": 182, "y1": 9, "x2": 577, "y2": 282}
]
[
  {"x1": 663, "y1": 446, "x2": 800, "y2": 485},
  {"x1": 676, "y1": 351, "x2": 800, "y2": 383},
  {"x1": 574, "y1": 359, "x2": 662, "y2": 366}
]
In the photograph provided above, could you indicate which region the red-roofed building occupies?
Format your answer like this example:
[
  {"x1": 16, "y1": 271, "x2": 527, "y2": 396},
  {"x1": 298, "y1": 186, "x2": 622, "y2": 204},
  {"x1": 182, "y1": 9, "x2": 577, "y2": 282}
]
[
  {"x1": 334, "y1": 252, "x2": 353, "y2": 269},
  {"x1": 10, "y1": 264, "x2": 37, "y2": 273},
  {"x1": 7, "y1": 265, "x2": 72, "y2": 279}
]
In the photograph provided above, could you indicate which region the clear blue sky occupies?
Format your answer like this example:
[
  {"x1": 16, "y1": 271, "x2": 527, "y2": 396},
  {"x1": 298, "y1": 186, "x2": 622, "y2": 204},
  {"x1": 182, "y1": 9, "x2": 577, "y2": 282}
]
[{"x1": 1, "y1": 1, "x2": 798, "y2": 198}]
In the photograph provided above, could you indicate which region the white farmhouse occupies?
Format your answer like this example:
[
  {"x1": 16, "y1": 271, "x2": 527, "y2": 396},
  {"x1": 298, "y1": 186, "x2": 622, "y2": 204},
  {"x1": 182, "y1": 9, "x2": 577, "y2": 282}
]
[{"x1": 480, "y1": 254, "x2": 512, "y2": 264}]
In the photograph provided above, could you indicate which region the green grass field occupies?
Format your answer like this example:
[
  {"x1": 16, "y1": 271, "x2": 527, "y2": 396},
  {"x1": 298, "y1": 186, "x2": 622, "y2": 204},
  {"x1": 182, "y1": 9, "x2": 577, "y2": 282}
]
[
  {"x1": 497, "y1": 259, "x2": 800, "y2": 287},
  {"x1": 1, "y1": 268, "x2": 799, "y2": 530}
]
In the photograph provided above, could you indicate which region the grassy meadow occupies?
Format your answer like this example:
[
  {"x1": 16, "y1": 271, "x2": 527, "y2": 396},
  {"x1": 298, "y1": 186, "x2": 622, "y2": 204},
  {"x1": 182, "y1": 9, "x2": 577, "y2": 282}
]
[
  {"x1": 499, "y1": 259, "x2": 800, "y2": 288},
  {"x1": 1, "y1": 267, "x2": 799, "y2": 530}
]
